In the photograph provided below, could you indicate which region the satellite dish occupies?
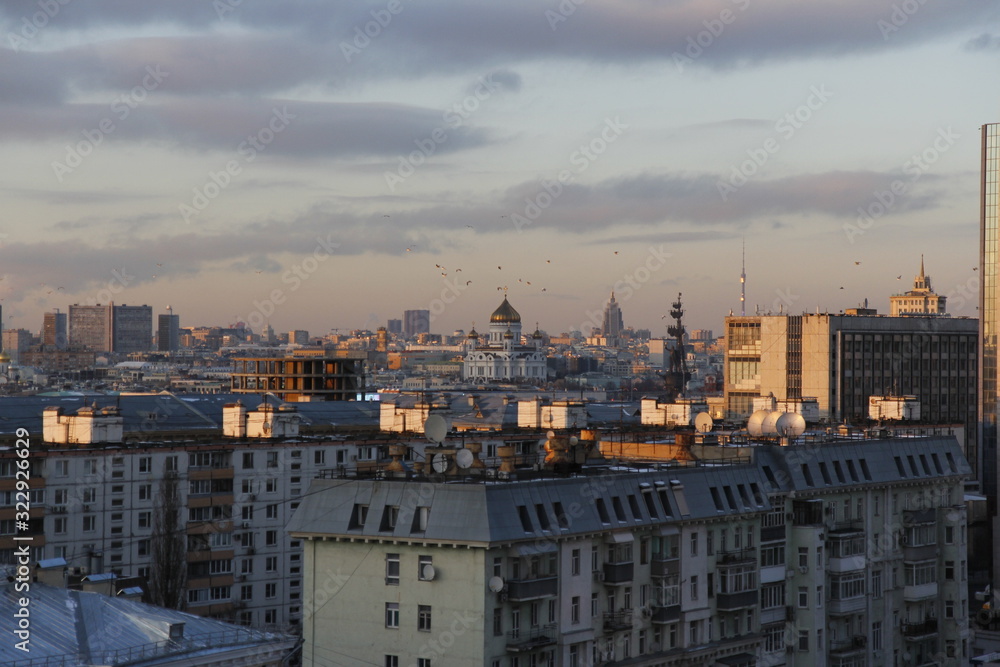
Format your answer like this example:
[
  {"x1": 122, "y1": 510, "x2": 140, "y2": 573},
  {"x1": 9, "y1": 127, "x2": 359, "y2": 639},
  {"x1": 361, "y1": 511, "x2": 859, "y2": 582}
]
[
  {"x1": 568, "y1": 436, "x2": 579, "y2": 446},
  {"x1": 546, "y1": 430, "x2": 555, "y2": 440},
  {"x1": 488, "y1": 576, "x2": 505, "y2": 593},
  {"x1": 455, "y1": 449, "x2": 474, "y2": 469},
  {"x1": 421, "y1": 564, "x2": 436, "y2": 581},
  {"x1": 762, "y1": 411, "x2": 782, "y2": 435},
  {"x1": 747, "y1": 410, "x2": 769, "y2": 437},
  {"x1": 424, "y1": 415, "x2": 449, "y2": 444},
  {"x1": 694, "y1": 412, "x2": 713, "y2": 433},
  {"x1": 776, "y1": 412, "x2": 806, "y2": 437},
  {"x1": 431, "y1": 454, "x2": 449, "y2": 474}
]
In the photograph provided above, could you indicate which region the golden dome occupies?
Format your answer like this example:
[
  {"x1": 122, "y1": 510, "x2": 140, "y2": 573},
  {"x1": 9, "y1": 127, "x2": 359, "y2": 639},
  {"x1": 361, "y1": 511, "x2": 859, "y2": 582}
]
[{"x1": 490, "y1": 297, "x2": 521, "y2": 324}]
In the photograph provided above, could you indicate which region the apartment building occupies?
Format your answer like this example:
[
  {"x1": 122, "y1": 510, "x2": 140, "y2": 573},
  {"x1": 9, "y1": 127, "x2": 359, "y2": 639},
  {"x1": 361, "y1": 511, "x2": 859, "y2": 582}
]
[{"x1": 289, "y1": 435, "x2": 971, "y2": 666}]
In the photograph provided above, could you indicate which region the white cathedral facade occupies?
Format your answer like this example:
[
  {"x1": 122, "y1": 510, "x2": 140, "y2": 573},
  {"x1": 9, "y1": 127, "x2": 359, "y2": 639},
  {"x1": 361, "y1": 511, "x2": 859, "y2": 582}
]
[{"x1": 462, "y1": 296, "x2": 547, "y2": 383}]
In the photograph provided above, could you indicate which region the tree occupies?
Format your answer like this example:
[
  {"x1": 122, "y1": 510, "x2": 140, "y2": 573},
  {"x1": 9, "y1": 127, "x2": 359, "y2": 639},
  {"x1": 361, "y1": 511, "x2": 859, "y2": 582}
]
[{"x1": 148, "y1": 474, "x2": 187, "y2": 609}]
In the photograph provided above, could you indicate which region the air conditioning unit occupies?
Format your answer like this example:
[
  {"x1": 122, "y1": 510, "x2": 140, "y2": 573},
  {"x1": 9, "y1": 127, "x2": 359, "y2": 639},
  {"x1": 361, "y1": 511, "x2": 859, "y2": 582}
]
[
  {"x1": 799, "y1": 566, "x2": 808, "y2": 574},
  {"x1": 640, "y1": 605, "x2": 653, "y2": 620},
  {"x1": 594, "y1": 571, "x2": 605, "y2": 582},
  {"x1": 247, "y1": 547, "x2": 256, "y2": 555},
  {"x1": 242, "y1": 521, "x2": 252, "y2": 529},
  {"x1": 248, "y1": 494, "x2": 256, "y2": 501},
  {"x1": 82, "y1": 504, "x2": 92, "y2": 512}
]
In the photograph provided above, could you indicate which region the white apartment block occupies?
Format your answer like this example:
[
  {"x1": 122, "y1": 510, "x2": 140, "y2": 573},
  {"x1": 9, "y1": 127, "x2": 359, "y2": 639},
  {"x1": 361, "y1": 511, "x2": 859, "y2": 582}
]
[{"x1": 289, "y1": 436, "x2": 971, "y2": 667}]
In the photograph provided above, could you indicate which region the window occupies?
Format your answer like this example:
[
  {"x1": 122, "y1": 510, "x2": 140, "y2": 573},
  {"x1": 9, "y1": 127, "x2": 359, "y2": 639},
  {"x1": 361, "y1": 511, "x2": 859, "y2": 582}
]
[
  {"x1": 266, "y1": 530, "x2": 277, "y2": 546},
  {"x1": 83, "y1": 515, "x2": 95, "y2": 532},
  {"x1": 764, "y1": 624, "x2": 784, "y2": 652},
  {"x1": 386, "y1": 553, "x2": 400, "y2": 585},
  {"x1": 591, "y1": 592, "x2": 598, "y2": 617},
  {"x1": 266, "y1": 504, "x2": 278, "y2": 519},
  {"x1": 55, "y1": 460, "x2": 69, "y2": 477},
  {"x1": 493, "y1": 608, "x2": 502, "y2": 636},
  {"x1": 264, "y1": 609, "x2": 276, "y2": 624},
  {"x1": 412, "y1": 506, "x2": 430, "y2": 533},
  {"x1": 797, "y1": 586, "x2": 808, "y2": 608},
  {"x1": 314, "y1": 450, "x2": 326, "y2": 465},
  {"x1": 138, "y1": 511, "x2": 151, "y2": 529},
  {"x1": 241, "y1": 506, "x2": 253, "y2": 521},
  {"x1": 904, "y1": 560, "x2": 937, "y2": 587},
  {"x1": 945, "y1": 560, "x2": 955, "y2": 580},
  {"x1": 53, "y1": 517, "x2": 67, "y2": 534},
  {"x1": 760, "y1": 583, "x2": 785, "y2": 609},
  {"x1": 266, "y1": 478, "x2": 277, "y2": 493},
  {"x1": 138, "y1": 457, "x2": 151, "y2": 473},
  {"x1": 265, "y1": 556, "x2": 277, "y2": 572},
  {"x1": 137, "y1": 539, "x2": 150, "y2": 556},
  {"x1": 690, "y1": 532, "x2": 698, "y2": 556},
  {"x1": 242, "y1": 452, "x2": 254, "y2": 469},
  {"x1": 872, "y1": 621, "x2": 883, "y2": 650},
  {"x1": 760, "y1": 543, "x2": 785, "y2": 567},
  {"x1": 385, "y1": 657, "x2": 399, "y2": 667},
  {"x1": 571, "y1": 548, "x2": 581, "y2": 576},
  {"x1": 241, "y1": 584, "x2": 253, "y2": 600},
  {"x1": 418, "y1": 660, "x2": 431, "y2": 667},
  {"x1": 830, "y1": 572, "x2": 865, "y2": 599},
  {"x1": 241, "y1": 559, "x2": 253, "y2": 574},
  {"x1": 265, "y1": 583, "x2": 276, "y2": 598},
  {"x1": 350, "y1": 504, "x2": 369, "y2": 529},
  {"x1": 266, "y1": 451, "x2": 278, "y2": 468},
  {"x1": 690, "y1": 575, "x2": 698, "y2": 601},
  {"x1": 418, "y1": 605, "x2": 432, "y2": 631},
  {"x1": 946, "y1": 600, "x2": 955, "y2": 619},
  {"x1": 418, "y1": 555, "x2": 433, "y2": 580},
  {"x1": 797, "y1": 546, "x2": 808, "y2": 568},
  {"x1": 798, "y1": 630, "x2": 808, "y2": 651},
  {"x1": 385, "y1": 603, "x2": 399, "y2": 628},
  {"x1": 382, "y1": 506, "x2": 400, "y2": 531},
  {"x1": 872, "y1": 569, "x2": 882, "y2": 598}
]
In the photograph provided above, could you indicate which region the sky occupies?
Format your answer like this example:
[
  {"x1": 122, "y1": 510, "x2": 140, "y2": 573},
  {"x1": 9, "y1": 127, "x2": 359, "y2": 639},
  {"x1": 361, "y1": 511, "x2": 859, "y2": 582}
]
[{"x1": 1, "y1": 0, "x2": 998, "y2": 340}]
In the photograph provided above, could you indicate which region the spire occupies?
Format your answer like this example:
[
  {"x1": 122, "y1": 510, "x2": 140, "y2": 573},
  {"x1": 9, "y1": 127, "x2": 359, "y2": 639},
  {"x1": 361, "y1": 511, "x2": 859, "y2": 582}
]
[
  {"x1": 740, "y1": 236, "x2": 746, "y2": 317},
  {"x1": 920, "y1": 254, "x2": 925, "y2": 277}
]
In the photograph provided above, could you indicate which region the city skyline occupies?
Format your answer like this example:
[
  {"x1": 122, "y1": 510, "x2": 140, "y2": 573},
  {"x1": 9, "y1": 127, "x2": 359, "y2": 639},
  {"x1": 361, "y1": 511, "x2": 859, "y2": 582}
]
[{"x1": 1, "y1": 1, "x2": 997, "y2": 337}]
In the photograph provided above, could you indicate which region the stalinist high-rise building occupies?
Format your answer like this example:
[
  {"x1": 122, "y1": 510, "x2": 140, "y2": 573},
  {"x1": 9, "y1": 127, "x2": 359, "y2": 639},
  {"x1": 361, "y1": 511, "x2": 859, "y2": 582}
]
[{"x1": 600, "y1": 291, "x2": 624, "y2": 346}]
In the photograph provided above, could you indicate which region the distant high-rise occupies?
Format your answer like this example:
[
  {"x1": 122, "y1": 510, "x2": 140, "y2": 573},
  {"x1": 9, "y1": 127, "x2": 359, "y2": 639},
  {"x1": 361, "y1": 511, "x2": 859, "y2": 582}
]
[
  {"x1": 157, "y1": 311, "x2": 180, "y2": 352},
  {"x1": 69, "y1": 303, "x2": 152, "y2": 354},
  {"x1": 68, "y1": 304, "x2": 112, "y2": 352},
  {"x1": 601, "y1": 291, "x2": 623, "y2": 340},
  {"x1": 43, "y1": 311, "x2": 68, "y2": 349},
  {"x1": 289, "y1": 330, "x2": 310, "y2": 346},
  {"x1": 386, "y1": 319, "x2": 402, "y2": 334},
  {"x1": 889, "y1": 255, "x2": 946, "y2": 316},
  {"x1": 403, "y1": 310, "x2": 430, "y2": 338}
]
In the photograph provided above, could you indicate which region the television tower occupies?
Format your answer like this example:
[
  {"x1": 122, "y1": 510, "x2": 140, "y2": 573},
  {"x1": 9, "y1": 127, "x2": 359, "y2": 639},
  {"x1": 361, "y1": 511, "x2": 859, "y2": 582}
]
[{"x1": 740, "y1": 237, "x2": 746, "y2": 317}]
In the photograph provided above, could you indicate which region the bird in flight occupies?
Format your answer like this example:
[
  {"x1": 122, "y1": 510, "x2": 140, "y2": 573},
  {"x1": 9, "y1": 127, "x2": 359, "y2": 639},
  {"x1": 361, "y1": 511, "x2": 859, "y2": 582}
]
[{"x1": 854, "y1": 261, "x2": 861, "y2": 265}]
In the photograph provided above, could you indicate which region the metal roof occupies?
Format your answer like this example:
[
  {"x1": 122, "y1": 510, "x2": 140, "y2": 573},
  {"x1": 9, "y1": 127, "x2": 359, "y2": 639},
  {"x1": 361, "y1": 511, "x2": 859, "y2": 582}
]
[{"x1": 0, "y1": 582, "x2": 297, "y2": 667}]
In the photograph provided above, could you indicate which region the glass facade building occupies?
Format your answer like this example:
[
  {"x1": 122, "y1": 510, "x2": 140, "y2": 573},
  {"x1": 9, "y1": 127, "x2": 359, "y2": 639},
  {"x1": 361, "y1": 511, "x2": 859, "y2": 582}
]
[{"x1": 981, "y1": 123, "x2": 999, "y2": 503}]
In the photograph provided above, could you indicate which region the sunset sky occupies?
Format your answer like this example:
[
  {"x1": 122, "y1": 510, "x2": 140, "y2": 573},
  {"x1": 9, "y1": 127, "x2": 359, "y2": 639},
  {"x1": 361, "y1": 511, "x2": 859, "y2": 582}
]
[{"x1": 1, "y1": 0, "x2": 998, "y2": 338}]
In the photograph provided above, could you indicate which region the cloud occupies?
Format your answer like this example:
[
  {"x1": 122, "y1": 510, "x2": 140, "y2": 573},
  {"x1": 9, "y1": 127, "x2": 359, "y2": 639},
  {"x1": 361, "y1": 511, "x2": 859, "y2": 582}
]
[{"x1": 965, "y1": 33, "x2": 1000, "y2": 51}]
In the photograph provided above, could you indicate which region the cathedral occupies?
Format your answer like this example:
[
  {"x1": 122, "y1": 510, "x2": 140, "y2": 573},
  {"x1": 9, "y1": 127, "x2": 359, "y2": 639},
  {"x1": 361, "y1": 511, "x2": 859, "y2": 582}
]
[{"x1": 461, "y1": 296, "x2": 547, "y2": 383}]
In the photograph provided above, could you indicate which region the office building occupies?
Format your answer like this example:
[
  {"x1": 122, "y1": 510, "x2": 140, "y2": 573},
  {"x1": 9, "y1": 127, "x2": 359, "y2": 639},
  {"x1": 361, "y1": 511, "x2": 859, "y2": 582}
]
[
  {"x1": 1, "y1": 328, "x2": 32, "y2": 364},
  {"x1": 403, "y1": 310, "x2": 430, "y2": 338},
  {"x1": 890, "y1": 257, "x2": 947, "y2": 316},
  {"x1": 43, "y1": 310, "x2": 68, "y2": 349},
  {"x1": 68, "y1": 303, "x2": 153, "y2": 354},
  {"x1": 723, "y1": 312, "x2": 977, "y2": 472},
  {"x1": 289, "y1": 330, "x2": 310, "y2": 346},
  {"x1": 230, "y1": 351, "x2": 366, "y2": 401},
  {"x1": 157, "y1": 312, "x2": 180, "y2": 352},
  {"x1": 387, "y1": 319, "x2": 403, "y2": 334},
  {"x1": 69, "y1": 304, "x2": 113, "y2": 353},
  {"x1": 289, "y1": 435, "x2": 971, "y2": 666}
]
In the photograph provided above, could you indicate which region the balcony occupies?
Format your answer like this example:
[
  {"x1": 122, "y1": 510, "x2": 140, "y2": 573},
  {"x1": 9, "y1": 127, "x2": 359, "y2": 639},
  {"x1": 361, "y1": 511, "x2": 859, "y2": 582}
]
[
  {"x1": 828, "y1": 596, "x2": 866, "y2": 615},
  {"x1": 651, "y1": 604, "x2": 681, "y2": 624},
  {"x1": 902, "y1": 618, "x2": 938, "y2": 640},
  {"x1": 603, "y1": 610, "x2": 633, "y2": 631},
  {"x1": 717, "y1": 547, "x2": 756, "y2": 565},
  {"x1": 603, "y1": 561, "x2": 634, "y2": 585},
  {"x1": 903, "y1": 582, "x2": 938, "y2": 602},
  {"x1": 716, "y1": 589, "x2": 758, "y2": 611},
  {"x1": 829, "y1": 635, "x2": 867, "y2": 657},
  {"x1": 828, "y1": 555, "x2": 866, "y2": 573},
  {"x1": 505, "y1": 576, "x2": 557, "y2": 601},
  {"x1": 651, "y1": 556, "x2": 679, "y2": 578},
  {"x1": 760, "y1": 525, "x2": 785, "y2": 542},
  {"x1": 506, "y1": 624, "x2": 557, "y2": 652}
]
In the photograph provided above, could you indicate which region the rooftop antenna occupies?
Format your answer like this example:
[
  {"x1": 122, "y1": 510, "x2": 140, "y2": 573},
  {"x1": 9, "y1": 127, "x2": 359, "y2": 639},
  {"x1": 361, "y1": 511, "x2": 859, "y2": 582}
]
[{"x1": 740, "y1": 236, "x2": 746, "y2": 317}]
